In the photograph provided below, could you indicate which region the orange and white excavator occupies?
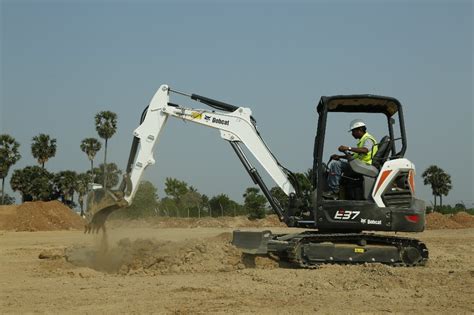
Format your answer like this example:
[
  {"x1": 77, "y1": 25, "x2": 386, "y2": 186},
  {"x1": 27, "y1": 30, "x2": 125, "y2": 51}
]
[{"x1": 85, "y1": 84, "x2": 428, "y2": 267}]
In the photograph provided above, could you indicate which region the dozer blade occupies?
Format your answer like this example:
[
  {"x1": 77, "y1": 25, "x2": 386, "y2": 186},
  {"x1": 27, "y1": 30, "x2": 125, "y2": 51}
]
[
  {"x1": 84, "y1": 188, "x2": 128, "y2": 233},
  {"x1": 232, "y1": 230, "x2": 273, "y2": 254}
]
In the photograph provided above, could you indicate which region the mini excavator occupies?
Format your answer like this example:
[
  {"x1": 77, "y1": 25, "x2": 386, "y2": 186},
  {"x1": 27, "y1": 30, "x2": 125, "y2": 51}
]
[{"x1": 85, "y1": 84, "x2": 428, "y2": 267}]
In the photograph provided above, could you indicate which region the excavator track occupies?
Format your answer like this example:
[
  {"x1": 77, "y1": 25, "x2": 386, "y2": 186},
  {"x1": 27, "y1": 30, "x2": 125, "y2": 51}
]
[
  {"x1": 233, "y1": 230, "x2": 429, "y2": 268},
  {"x1": 283, "y1": 232, "x2": 428, "y2": 267}
]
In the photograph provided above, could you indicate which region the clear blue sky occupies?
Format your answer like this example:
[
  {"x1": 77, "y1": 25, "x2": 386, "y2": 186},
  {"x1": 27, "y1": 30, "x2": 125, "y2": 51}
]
[{"x1": 1, "y1": 0, "x2": 472, "y2": 207}]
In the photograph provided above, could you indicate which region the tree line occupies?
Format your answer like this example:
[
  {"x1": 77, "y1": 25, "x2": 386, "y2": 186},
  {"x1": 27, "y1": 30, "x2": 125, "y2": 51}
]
[
  {"x1": 0, "y1": 111, "x2": 118, "y2": 216},
  {"x1": 112, "y1": 179, "x2": 273, "y2": 220}
]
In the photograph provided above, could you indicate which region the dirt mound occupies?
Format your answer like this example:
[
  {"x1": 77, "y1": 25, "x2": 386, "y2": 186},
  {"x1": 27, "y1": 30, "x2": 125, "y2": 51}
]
[
  {"x1": 426, "y1": 212, "x2": 474, "y2": 230},
  {"x1": 65, "y1": 233, "x2": 250, "y2": 274},
  {"x1": 450, "y1": 212, "x2": 474, "y2": 228},
  {"x1": 0, "y1": 201, "x2": 85, "y2": 231}
]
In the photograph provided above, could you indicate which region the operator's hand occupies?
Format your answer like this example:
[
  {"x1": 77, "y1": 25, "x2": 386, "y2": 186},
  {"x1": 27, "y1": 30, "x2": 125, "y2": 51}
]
[
  {"x1": 330, "y1": 154, "x2": 340, "y2": 161},
  {"x1": 338, "y1": 145, "x2": 350, "y2": 152}
]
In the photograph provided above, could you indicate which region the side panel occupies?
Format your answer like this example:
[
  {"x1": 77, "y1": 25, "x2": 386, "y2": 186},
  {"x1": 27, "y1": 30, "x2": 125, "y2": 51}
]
[
  {"x1": 372, "y1": 158, "x2": 416, "y2": 207},
  {"x1": 316, "y1": 200, "x2": 391, "y2": 231},
  {"x1": 316, "y1": 198, "x2": 425, "y2": 232}
]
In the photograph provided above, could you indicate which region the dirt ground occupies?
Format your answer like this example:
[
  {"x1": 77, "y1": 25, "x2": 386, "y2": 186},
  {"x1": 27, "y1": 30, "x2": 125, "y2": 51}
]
[{"x1": 1, "y1": 223, "x2": 473, "y2": 314}]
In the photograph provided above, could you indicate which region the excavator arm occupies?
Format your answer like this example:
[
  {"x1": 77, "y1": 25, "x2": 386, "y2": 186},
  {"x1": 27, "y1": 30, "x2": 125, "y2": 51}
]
[{"x1": 85, "y1": 84, "x2": 300, "y2": 232}]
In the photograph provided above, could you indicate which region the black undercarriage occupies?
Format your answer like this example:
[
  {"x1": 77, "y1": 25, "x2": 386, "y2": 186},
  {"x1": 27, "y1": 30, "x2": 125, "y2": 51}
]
[{"x1": 233, "y1": 230, "x2": 428, "y2": 267}]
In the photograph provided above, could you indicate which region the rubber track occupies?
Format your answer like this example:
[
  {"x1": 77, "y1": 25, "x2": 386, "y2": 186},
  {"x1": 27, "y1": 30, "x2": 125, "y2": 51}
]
[{"x1": 284, "y1": 232, "x2": 429, "y2": 268}]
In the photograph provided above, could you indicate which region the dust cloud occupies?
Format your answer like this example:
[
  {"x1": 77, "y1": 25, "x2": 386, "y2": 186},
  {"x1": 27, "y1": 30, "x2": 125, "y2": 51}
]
[{"x1": 64, "y1": 232, "x2": 262, "y2": 275}]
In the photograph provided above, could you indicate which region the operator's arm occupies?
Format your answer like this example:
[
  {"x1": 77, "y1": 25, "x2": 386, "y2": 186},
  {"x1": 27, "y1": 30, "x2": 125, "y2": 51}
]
[
  {"x1": 330, "y1": 145, "x2": 368, "y2": 161},
  {"x1": 338, "y1": 145, "x2": 369, "y2": 154}
]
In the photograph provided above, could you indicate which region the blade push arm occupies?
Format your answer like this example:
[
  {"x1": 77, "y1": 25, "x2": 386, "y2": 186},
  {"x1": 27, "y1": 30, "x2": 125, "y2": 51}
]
[{"x1": 122, "y1": 84, "x2": 297, "y2": 220}]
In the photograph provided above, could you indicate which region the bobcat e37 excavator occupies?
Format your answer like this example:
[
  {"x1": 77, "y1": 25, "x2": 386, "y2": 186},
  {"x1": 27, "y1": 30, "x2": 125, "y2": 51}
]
[{"x1": 85, "y1": 84, "x2": 428, "y2": 267}]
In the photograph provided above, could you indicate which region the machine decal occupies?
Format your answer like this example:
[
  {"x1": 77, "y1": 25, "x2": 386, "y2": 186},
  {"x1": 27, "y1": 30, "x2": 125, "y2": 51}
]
[
  {"x1": 204, "y1": 115, "x2": 211, "y2": 121},
  {"x1": 334, "y1": 210, "x2": 360, "y2": 220},
  {"x1": 212, "y1": 117, "x2": 230, "y2": 126},
  {"x1": 374, "y1": 169, "x2": 392, "y2": 194},
  {"x1": 408, "y1": 170, "x2": 415, "y2": 194},
  {"x1": 368, "y1": 219, "x2": 382, "y2": 225},
  {"x1": 360, "y1": 218, "x2": 382, "y2": 225},
  {"x1": 191, "y1": 112, "x2": 203, "y2": 120},
  {"x1": 354, "y1": 248, "x2": 365, "y2": 253}
]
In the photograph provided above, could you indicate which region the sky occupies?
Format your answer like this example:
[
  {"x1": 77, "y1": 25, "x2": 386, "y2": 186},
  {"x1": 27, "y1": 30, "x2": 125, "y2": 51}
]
[{"x1": 1, "y1": 0, "x2": 473, "y2": 207}]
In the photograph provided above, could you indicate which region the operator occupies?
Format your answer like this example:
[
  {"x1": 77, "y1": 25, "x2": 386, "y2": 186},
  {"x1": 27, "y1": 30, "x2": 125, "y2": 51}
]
[{"x1": 323, "y1": 119, "x2": 378, "y2": 199}]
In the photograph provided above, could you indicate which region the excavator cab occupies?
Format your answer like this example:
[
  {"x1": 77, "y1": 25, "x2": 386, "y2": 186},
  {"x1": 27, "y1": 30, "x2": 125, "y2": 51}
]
[{"x1": 308, "y1": 95, "x2": 426, "y2": 233}]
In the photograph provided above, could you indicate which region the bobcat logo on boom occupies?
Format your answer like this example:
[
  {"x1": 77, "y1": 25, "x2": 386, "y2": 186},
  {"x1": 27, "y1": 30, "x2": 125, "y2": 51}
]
[{"x1": 212, "y1": 117, "x2": 230, "y2": 126}]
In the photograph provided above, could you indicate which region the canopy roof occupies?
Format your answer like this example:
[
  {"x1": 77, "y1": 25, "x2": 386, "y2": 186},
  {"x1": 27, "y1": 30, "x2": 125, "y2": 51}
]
[{"x1": 316, "y1": 95, "x2": 402, "y2": 117}]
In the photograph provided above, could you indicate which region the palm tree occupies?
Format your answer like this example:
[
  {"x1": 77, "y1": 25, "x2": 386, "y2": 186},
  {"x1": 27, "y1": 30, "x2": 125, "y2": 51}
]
[
  {"x1": 80, "y1": 138, "x2": 102, "y2": 175},
  {"x1": 31, "y1": 133, "x2": 57, "y2": 169},
  {"x1": 437, "y1": 172, "x2": 452, "y2": 207},
  {"x1": 75, "y1": 173, "x2": 91, "y2": 217},
  {"x1": 92, "y1": 163, "x2": 122, "y2": 189},
  {"x1": 422, "y1": 165, "x2": 442, "y2": 209},
  {"x1": 95, "y1": 111, "x2": 118, "y2": 188},
  {"x1": 0, "y1": 134, "x2": 21, "y2": 204},
  {"x1": 422, "y1": 165, "x2": 452, "y2": 211},
  {"x1": 53, "y1": 170, "x2": 77, "y2": 206},
  {"x1": 10, "y1": 166, "x2": 53, "y2": 202}
]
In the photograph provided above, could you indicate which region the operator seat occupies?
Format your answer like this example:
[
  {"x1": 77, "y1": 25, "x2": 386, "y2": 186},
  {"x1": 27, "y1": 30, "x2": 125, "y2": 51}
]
[
  {"x1": 347, "y1": 136, "x2": 392, "y2": 199},
  {"x1": 349, "y1": 135, "x2": 391, "y2": 177},
  {"x1": 372, "y1": 136, "x2": 392, "y2": 169}
]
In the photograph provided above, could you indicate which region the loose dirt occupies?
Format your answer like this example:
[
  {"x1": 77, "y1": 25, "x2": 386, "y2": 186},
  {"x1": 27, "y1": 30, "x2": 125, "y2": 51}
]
[
  {"x1": 1, "y1": 227, "x2": 473, "y2": 313},
  {"x1": 64, "y1": 232, "x2": 247, "y2": 275},
  {"x1": 1, "y1": 204, "x2": 473, "y2": 313}
]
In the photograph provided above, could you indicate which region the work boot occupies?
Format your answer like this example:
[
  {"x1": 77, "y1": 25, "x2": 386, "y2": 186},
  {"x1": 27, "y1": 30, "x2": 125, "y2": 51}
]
[{"x1": 322, "y1": 190, "x2": 339, "y2": 200}]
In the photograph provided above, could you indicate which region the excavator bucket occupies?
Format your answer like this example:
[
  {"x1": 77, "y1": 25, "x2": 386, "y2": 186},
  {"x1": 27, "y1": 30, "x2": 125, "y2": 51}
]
[{"x1": 84, "y1": 188, "x2": 128, "y2": 233}]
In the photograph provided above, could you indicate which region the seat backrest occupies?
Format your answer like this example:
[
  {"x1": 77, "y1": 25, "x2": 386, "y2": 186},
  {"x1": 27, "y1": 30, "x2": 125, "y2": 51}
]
[{"x1": 372, "y1": 136, "x2": 391, "y2": 169}]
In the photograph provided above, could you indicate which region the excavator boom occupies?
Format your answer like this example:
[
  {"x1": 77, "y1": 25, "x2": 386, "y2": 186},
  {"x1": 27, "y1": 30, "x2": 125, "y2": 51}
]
[{"x1": 85, "y1": 84, "x2": 298, "y2": 231}]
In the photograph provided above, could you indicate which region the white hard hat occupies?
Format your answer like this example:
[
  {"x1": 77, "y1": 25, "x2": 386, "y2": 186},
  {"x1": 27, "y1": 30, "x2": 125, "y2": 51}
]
[{"x1": 348, "y1": 119, "x2": 366, "y2": 132}]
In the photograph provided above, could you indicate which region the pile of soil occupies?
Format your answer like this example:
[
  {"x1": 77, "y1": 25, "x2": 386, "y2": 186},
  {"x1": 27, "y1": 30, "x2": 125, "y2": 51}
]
[
  {"x1": 450, "y1": 212, "x2": 474, "y2": 228},
  {"x1": 0, "y1": 201, "x2": 85, "y2": 231},
  {"x1": 425, "y1": 211, "x2": 474, "y2": 230},
  {"x1": 65, "y1": 233, "x2": 259, "y2": 275}
]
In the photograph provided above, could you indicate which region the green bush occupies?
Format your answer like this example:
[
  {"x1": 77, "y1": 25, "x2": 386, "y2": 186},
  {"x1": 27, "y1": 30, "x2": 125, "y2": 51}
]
[
  {"x1": 244, "y1": 187, "x2": 267, "y2": 220},
  {"x1": 427, "y1": 205, "x2": 474, "y2": 215}
]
